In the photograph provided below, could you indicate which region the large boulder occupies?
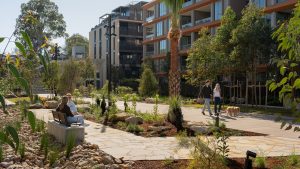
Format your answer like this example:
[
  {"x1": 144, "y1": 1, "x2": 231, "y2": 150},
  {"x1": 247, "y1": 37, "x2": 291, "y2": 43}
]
[
  {"x1": 125, "y1": 116, "x2": 143, "y2": 125},
  {"x1": 29, "y1": 103, "x2": 44, "y2": 109},
  {"x1": 44, "y1": 100, "x2": 59, "y2": 109},
  {"x1": 115, "y1": 112, "x2": 131, "y2": 122}
]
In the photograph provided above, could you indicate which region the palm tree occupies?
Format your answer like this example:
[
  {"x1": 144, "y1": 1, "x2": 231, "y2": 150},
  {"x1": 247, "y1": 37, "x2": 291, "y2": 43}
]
[{"x1": 161, "y1": 0, "x2": 184, "y2": 96}]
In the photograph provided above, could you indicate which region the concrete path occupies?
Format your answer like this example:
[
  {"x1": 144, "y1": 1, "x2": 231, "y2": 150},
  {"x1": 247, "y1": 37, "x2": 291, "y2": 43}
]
[{"x1": 31, "y1": 109, "x2": 300, "y2": 160}]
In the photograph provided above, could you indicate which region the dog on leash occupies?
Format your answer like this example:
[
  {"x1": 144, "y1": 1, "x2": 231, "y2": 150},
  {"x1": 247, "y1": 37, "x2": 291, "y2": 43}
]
[{"x1": 226, "y1": 106, "x2": 240, "y2": 117}]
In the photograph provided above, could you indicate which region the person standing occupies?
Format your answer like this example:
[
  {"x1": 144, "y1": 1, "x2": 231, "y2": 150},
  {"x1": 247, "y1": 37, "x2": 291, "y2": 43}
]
[
  {"x1": 201, "y1": 80, "x2": 212, "y2": 116},
  {"x1": 213, "y1": 83, "x2": 222, "y2": 116}
]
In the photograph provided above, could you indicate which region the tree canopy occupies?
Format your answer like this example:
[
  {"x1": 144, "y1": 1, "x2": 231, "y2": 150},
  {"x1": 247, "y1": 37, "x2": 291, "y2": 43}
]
[
  {"x1": 15, "y1": 0, "x2": 67, "y2": 50},
  {"x1": 65, "y1": 34, "x2": 89, "y2": 57}
]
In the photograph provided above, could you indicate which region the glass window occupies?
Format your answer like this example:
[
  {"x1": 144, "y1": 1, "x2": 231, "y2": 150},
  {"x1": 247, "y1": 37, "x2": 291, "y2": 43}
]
[
  {"x1": 159, "y1": 40, "x2": 167, "y2": 53},
  {"x1": 156, "y1": 21, "x2": 163, "y2": 36},
  {"x1": 253, "y1": 0, "x2": 266, "y2": 8},
  {"x1": 99, "y1": 29, "x2": 102, "y2": 59},
  {"x1": 159, "y1": 3, "x2": 167, "y2": 16},
  {"x1": 214, "y1": 0, "x2": 222, "y2": 20}
]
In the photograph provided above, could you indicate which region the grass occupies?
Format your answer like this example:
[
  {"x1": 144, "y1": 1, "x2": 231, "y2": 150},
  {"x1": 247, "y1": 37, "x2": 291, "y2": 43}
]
[
  {"x1": 7, "y1": 97, "x2": 30, "y2": 103},
  {"x1": 255, "y1": 156, "x2": 267, "y2": 168}
]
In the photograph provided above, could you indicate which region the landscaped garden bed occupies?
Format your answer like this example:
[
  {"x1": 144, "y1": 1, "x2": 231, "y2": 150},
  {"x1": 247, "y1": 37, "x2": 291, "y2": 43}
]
[{"x1": 0, "y1": 108, "x2": 133, "y2": 169}]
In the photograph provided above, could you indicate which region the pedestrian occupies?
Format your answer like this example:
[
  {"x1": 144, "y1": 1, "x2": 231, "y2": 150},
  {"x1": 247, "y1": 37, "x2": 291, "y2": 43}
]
[
  {"x1": 201, "y1": 80, "x2": 212, "y2": 116},
  {"x1": 213, "y1": 83, "x2": 222, "y2": 116}
]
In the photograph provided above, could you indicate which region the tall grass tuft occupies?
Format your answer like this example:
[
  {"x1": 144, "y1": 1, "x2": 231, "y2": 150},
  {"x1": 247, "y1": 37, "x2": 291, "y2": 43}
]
[
  {"x1": 65, "y1": 134, "x2": 76, "y2": 158},
  {"x1": 48, "y1": 150, "x2": 59, "y2": 166},
  {"x1": 18, "y1": 143, "x2": 25, "y2": 160},
  {"x1": 27, "y1": 111, "x2": 36, "y2": 132}
]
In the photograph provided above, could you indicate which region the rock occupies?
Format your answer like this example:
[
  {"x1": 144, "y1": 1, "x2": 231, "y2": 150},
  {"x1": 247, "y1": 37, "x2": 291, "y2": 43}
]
[
  {"x1": 114, "y1": 157, "x2": 123, "y2": 164},
  {"x1": 44, "y1": 100, "x2": 59, "y2": 109},
  {"x1": 102, "y1": 155, "x2": 114, "y2": 165},
  {"x1": 29, "y1": 103, "x2": 43, "y2": 109},
  {"x1": 0, "y1": 162, "x2": 11, "y2": 168},
  {"x1": 190, "y1": 125, "x2": 209, "y2": 134},
  {"x1": 115, "y1": 113, "x2": 131, "y2": 122},
  {"x1": 78, "y1": 160, "x2": 89, "y2": 167},
  {"x1": 125, "y1": 116, "x2": 143, "y2": 125},
  {"x1": 7, "y1": 164, "x2": 23, "y2": 169},
  {"x1": 93, "y1": 164, "x2": 105, "y2": 169},
  {"x1": 145, "y1": 98, "x2": 155, "y2": 103}
]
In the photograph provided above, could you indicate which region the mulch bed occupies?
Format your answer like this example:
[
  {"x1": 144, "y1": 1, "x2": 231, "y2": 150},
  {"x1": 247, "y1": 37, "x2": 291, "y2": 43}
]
[{"x1": 132, "y1": 156, "x2": 296, "y2": 169}]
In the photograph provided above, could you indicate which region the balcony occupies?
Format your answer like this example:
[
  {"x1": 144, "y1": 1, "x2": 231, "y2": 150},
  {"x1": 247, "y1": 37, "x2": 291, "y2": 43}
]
[
  {"x1": 145, "y1": 34, "x2": 155, "y2": 39},
  {"x1": 146, "y1": 15, "x2": 155, "y2": 22},
  {"x1": 181, "y1": 22, "x2": 193, "y2": 29},
  {"x1": 195, "y1": 17, "x2": 211, "y2": 25},
  {"x1": 182, "y1": 0, "x2": 193, "y2": 8},
  {"x1": 145, "y1": 51, "x2": 154, "y2": 57}
]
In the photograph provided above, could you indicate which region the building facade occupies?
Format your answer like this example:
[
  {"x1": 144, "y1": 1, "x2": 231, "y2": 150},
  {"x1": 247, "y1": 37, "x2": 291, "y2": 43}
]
[
  {"x1": 142, "y1": 0, "x2": 296, "y2": 95},
  {"x1": 89, "y1": 1, "x2": 147, "y2": 88}
]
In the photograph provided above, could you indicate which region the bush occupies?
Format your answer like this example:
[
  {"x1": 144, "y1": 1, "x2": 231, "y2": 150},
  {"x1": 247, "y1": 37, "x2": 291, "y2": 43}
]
[
  {"x1": 138, "y1": 67, "x2": 158, "y2": 97},
  {"x1": 255, "y1": 157, "x2": 267, "y2": 168},
  {"x1": 116, "y1": 86, "x2": 133, "y2": 96},
  {"x1": 288, "y1": 152, "x2": 299, "y2": 166},
  {"x1": 126, "y1": 124, "x2": 144, "y2": 134},
  {"x1": 168, "y1": 97, "x2": 183, "y2": 131},
  {"x1": 65, "y1": 134, "x2": 76, "y2": 158},
  {"x1": 116, "y1": 121, "x2": 127, "y2": 129}
]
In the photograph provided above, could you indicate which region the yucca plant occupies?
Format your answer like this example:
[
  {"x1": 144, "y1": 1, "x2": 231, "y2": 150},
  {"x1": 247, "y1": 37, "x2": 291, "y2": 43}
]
[
  {"x1": 65, "y1": 134, "x2": 76, "y2": 158},
  {"x1": 18, "y1": 143, "x2": 25, "y2": 160},
  {"x1": 168, "y1": 96, "x2": 183, "y2": 131},
  {"x1": 27, "y1": 111, "x2": 36, "y2": 132},
  {"x1": 40, "y1": 133, "x2": 48, "y2": 151},
  {"x1": 36, "y1": 120, "x2": 45, "y2": 132},
  {"x1": 0, "y1": 125, "x2": 19, "y2": 154}
]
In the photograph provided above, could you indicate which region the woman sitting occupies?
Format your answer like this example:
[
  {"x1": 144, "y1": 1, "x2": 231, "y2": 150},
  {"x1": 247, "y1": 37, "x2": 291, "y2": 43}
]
[{"x1": 56, "y1": 96, "x2": 84, "y2": 125}]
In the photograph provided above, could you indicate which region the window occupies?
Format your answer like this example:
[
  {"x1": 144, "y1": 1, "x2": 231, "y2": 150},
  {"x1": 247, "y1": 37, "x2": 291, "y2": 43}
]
[
  {"x1": 99, "y1": 29, "x2": 102, "y2": 59},
  {"x1": 159, "y1": 3, "x2": 167, "y2": 16},
  {"x1": 94, "y1": 30, "x2": 96, "y2": 42},
  {"x1": 156, "y1": 21, "x2": 163, "y2": 36},
  {"x1": 159, "y1": 40, "x2": 167, "y2": 53},
  {"x1": 214, "y1": 0, "x2": 222, "y2": 20},
  {"x1": 253, "y1": 0, "x2": 265, "y2": 8}
]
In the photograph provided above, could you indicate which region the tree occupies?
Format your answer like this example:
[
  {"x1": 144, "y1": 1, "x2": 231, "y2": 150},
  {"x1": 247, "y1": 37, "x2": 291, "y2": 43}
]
[
  {"x1": 185, "y1": 29, "x2": 221, "y2": 86},
  {"x1": 230, "y1": 3, "x2": 273, "y2": 105},
  {"x1": 161, "y1": 0, "x2": 184, "y2": 96},
  {"x1": 58, "y1": 60, "x2": 81, "y2": 94},
  {"x1": 79, "y1": 58, "x2": 95, "y2": 86},
  {"x1": 15, "y1": 0, "x2": 67, "y2": 50},
  {"x1": 42, "y1": 61, "x2": 59, "y2": 96},
  {"x1": 138, "y1": 67, "x2": 158, "y2": 97},
  {"x1": 65, "y1": 34, "x2": 89, "y2": 57}
]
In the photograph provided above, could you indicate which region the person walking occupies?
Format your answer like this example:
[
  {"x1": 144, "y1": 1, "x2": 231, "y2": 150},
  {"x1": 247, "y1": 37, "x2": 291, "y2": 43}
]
[
  {"x1": 213, "y1": 83, "x2": 222, "y2": 116},
  {"x1": 201, "y1": 80, "x2": 212, "y2": 116}
]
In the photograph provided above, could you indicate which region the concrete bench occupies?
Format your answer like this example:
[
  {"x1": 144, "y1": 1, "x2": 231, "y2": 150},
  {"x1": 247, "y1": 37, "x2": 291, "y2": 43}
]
[{"x1": 47, "y1": 120, "x2": 84, "y2": 144}]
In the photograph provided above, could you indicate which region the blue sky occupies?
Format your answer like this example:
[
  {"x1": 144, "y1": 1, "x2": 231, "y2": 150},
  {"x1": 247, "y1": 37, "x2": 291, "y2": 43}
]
[{"x1": 0, "y1": 0, "x2": 149, "y2": 54}]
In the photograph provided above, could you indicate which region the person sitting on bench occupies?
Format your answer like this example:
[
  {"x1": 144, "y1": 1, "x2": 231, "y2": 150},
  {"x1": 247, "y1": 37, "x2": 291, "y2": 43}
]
[{"x1": 56, "y1": 96, "x2": 84, "y2": 125}]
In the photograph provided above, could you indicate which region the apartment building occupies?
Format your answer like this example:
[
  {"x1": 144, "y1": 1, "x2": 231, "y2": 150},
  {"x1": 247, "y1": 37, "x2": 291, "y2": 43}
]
[
  {"x1": 142, "y1": 0, "x2": 296, "y2": 95},
  {"x1": 89, "y1": 1, "x2": 147, "y2": 88}
]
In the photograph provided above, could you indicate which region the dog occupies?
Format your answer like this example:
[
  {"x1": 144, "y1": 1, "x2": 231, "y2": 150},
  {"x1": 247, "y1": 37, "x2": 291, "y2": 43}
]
[{"x1": 226, "y1": 106, "x2": 240, "y2": 117}]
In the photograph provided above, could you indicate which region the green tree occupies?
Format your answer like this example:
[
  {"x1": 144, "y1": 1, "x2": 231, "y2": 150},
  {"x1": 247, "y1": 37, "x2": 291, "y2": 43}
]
[
  {"x1": 42, "y1": 61, "x2": 59, "y2": 96},
  {"x1": 230, "y1": 3, "x2": 273, "y2": 105},
  {"x1": 161, "y1": 0, "x2": 184, "y2": 96},
  {"x1": 79, "y1": 58, "x2": 94, "y2": 86},
  {"x1": 15, "y1": 0, "x2": 67, "y2": 50},
  {"x1": 185, "y1": 29, "x2": 221, "y2": 86},
  {"x1": 58, "y1": 60, "x2": 81, "y2": 94},
  {"x1": 65, "y1": 34, "x2": 89, "y2": 57},
  {"x1": 138, "y1": 67, "x2": 158, "y2": 97}
]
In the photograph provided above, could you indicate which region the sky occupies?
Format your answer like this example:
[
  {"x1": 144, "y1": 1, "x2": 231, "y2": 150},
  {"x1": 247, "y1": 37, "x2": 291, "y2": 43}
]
[{"x1": 0, "y1": 0, "x2": 149, "y2": 54}]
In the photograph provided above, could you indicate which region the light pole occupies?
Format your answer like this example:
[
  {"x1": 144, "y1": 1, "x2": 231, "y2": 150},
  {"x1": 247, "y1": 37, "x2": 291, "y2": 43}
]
[{"x1": 100, "y1": 13, "x2": 117, "y2": 108}]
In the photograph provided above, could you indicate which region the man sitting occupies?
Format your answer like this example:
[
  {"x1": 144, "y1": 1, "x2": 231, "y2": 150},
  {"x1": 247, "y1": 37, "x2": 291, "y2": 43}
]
[{"x1": 56, "y1": 96, "x2": 84, "y2": 125}]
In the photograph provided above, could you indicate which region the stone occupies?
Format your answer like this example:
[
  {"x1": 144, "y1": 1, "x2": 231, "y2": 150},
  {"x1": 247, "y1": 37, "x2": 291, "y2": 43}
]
[
  {"x1": 7, "y1": 164, "x2": 23, "y2": 169},
  {"x1": 190, "y1": 125, "x2": 209, "y2": 134},
  {"x1": 115, "y1": 112, "x2": 131, "y2": 122},
  {"x1": 0, "y1": 162, "x2": 11, "y2": 168},
  {"x1": 145, "y1": 98, "x2": 155, "y2": 103},
  {"x1": 29, "y1": 103, "x2": 43, "y2": 109},
  {"x1": 125, "y1": 116, "x2": 143, "y2": 125},
  {"x1": 44, "y1": 100, "x2": 59, "y2": 109},
  {"x1": 102, "y1": 155, "x2": 114, "y2": 165},
  {"x1": 78, "y1": 160, "x2": 89, "y2": 167}
]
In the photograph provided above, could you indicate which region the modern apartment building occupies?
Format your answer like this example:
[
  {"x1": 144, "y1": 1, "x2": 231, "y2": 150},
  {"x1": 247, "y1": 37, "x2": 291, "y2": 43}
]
[
  {"x1": 89, "y1": 1, "x2": 147, "y2": 88},
  {"x1": 142, "y1": 0, "x2": 297, "y2": 95}
]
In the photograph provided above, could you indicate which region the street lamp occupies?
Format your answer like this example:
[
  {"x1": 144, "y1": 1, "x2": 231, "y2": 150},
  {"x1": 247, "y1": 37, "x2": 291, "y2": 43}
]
[{"x1": 99, "y1": 13, "x2": 117, "y2": 108}]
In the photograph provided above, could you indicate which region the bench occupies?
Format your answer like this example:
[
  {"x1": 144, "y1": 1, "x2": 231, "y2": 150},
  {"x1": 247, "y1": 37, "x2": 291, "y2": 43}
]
[{"x1": 47, "y1": 111, "x2": 84, "y2": 144}]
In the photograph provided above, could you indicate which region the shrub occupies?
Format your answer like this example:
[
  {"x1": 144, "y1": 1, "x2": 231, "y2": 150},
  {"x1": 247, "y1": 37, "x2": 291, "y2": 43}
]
[
  {"x1": 19, "y1": 100, "x2": 29, "y2": 120},
  {"x1": 65, "y1": 134, "x2": 76, "y2": 158},
  {"x1": 255, "y1": 157, "x2": 267, "y2": 168},
  {"x1": 139, "y1": 112, "x2": 164, "y2": 124},
  {"x1": 153, "y1": 94, "x2": 159, "y2": 115},
  {"x1": 126, "y1": 124, "x2": 144, "y2": 134},
  {"x1": 27, "y1": 111, "x2": 36, "y2": 132},
  {"x1": 18, "y1": 143, "x2": 25, "y2": 160},
  {"x1": 168, "y1": 97, "x2": 183, "y2": 131},
  {"x1": 116, "y1": 121, "x2": 127, "y2": 129},
  {"x1": 36, "y1": 120, "x2": 45, "y2": 132},
  {"x1": 138, "y1": 67, "x2": 158, "y2": 97},
  {"x1": 123, "y1": 94, "x2": 130, "y2": 112},
  {"x1": 40, "y1": 133, "x2": 49, "y2": 151},
  {"x1": 116, "y1": 86, "x2": 133, "y2": 96},
  {"x1": 288, "y1": 152, "x2": 299, "y2": 166},
  {"x1": 131, "y1": 94, "x2": 138, "y2": 114},
  {"x1": 48, "y1": 150, "x2": 59, "y2": 166},
  {"x1": 73, "y1": 89, "x2": 82, "y2": 103}
]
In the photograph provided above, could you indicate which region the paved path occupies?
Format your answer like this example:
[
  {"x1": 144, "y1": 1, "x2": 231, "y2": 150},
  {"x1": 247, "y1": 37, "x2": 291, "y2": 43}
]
[{"x1": 31, "y1": 108, "x2": 300, "y2": 160}]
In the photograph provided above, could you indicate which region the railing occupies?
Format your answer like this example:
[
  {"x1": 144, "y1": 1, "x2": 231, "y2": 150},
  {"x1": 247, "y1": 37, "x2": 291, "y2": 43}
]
[
  {"x1": 145, "y1": 51, "x2": 154, "y2": 57},
  {"x1": 146, "y1": 15, "x2": 155, "y2": 22},
  {"x1": 195, "y1": 17, "x2": 211, "y2": 25},
  {"x1": 181, "y1": 44, "x2": 191, "y2": 50},
  {"x1": 182, "y1": 0, "x2": 193, "y2": 8},
  {"x1": 181, "y1": 22, "x2": 193, "y2": 29},
  {"x1": 145, "y1": 34, "x2": 154, "y2": 39}
]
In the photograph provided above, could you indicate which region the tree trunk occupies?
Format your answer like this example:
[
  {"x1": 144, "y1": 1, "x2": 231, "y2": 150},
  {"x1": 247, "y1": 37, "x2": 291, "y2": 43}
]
[{"x1": 169, "y1": 31, "x2": 181, "y2": 97}]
